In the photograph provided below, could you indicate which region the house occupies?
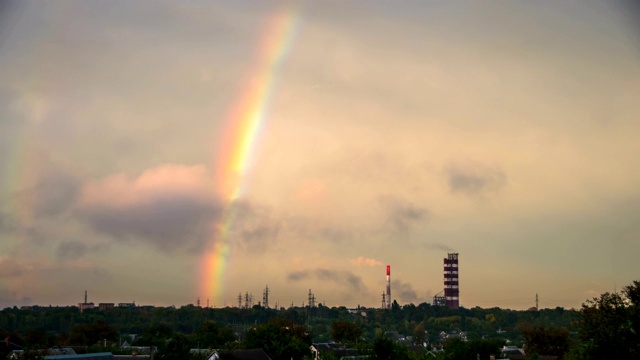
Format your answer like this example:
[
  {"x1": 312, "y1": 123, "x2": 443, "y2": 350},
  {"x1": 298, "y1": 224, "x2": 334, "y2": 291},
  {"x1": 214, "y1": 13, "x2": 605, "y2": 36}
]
[
  {"x1": 190, "y1": 348, "x2": 272, "y2": 360},
  {"x1": 119, "y1": 345, "x2": 152, "y2": 355},
  {"x1": 500, "y1": 346, "x2": 560, "y2": 360},
  {"x1": 310, "y1": 343, "x2": 365, "y2": 359},
  {"x1": 44, "y1": 352, "x2": 113, "y2": 360},
  {"x1": 439, "y1": 330, "x2": 467, "y2": 342}
]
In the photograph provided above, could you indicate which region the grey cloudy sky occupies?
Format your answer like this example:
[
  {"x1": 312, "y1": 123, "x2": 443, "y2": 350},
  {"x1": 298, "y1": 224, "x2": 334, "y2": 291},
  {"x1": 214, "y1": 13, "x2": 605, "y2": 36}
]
[{"x1": 0, "y1": 0, "x2": 639, "y2": 309}]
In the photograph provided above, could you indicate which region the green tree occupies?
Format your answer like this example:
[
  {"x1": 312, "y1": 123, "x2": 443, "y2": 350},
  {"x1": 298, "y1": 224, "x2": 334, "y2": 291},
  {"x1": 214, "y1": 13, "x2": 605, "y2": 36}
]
[
  {"x1": 519, "y1": 324, "x2": 570, "y2": 359},
  {"x1": 156, "y1": 332, "x2": 194, "y2": 360},
  {"x1": 136, "y1": 323, "x2": 174, "y2": 346},
  {"x1": 329, "y1": 320, "x2": 362, "y2": 344},
  {"x1": 242, "y1": 318, "x2": 311, "y2": 360},
  {"x1": 67, "y1": 321, "x2": 117, "y2": 346},
  {"x1": 194, "y1": 321, "x2": 236, "y2": 348},
  {"x1": 372, "y1": 336, "x2": 413, "y2": 360},
  {"x1": 444, "y1": 337, "x2": 502, "y2": 360},
  {"x1": 391, "y1": 300, "x2": 400, "y2": 312},
  {"x1": 413, "y1": 323, "x2": 426, "y2": 345},
  {"x1": 577, "y1": 280, "x2": 640, "y2": 359},
  {"x1": 25, "y1": 329, "x2": 54, "y2": 348}
]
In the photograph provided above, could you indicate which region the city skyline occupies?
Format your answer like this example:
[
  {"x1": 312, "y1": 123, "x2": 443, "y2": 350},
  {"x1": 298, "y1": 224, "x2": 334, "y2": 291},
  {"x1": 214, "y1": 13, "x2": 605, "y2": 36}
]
[{"x1": 1, "y1": 0, "x2": 639, "y2": 310}]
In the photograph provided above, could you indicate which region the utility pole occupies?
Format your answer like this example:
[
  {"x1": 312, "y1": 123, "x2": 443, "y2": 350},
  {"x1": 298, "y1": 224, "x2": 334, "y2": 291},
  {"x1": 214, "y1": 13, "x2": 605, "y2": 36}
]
[{"x1": 535, "y1": 293, "x2": 539, "y2": 311}]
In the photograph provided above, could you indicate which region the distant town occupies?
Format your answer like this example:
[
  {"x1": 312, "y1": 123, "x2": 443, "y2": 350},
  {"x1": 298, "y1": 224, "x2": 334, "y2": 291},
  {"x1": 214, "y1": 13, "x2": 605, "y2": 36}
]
[
  {"x1": 53, "y1": 253, "x2": 461, "y2": 316},
  {"x1": 2, "y1": 256, "x2": 637, "y2": 360}
]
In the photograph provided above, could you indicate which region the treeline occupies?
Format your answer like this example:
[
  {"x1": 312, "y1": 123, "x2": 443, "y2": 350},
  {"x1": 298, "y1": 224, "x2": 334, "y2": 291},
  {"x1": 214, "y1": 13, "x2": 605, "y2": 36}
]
[
  {"x1": 0, "y1": 301, "x2": 577, "y2": 342},
  {"x1": 1, "y1": 280, "x2": 638, "y2": 359}
]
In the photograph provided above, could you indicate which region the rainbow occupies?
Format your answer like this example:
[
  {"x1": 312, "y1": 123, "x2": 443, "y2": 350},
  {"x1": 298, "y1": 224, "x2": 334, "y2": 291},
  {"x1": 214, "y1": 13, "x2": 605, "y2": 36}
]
[{"x1": 200, "y1": 4, "x2": 303, "y2": 306}]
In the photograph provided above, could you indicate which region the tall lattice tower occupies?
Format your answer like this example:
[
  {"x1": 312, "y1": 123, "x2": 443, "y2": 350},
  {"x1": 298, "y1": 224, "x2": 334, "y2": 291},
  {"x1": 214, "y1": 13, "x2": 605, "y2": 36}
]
[
  {"x1": 444, "y1": 253, "x2": 459, "y2": 309},
  {"x1": 263, "y1": 285, "x2": 270, "y2": 309}
]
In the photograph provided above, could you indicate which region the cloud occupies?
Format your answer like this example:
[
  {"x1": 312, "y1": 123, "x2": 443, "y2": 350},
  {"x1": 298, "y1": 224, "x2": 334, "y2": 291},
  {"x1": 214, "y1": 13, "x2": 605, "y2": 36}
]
[
  {"x1": 0, "y1": 289, "x2": 31, "y2": 308},
  {"x1": 446, "y1": 163, "x2": 506, "y2": 195},
  {"x1": 8, "y1": 153, "x2": 82, "y2": 221},
  {"x1": 0, "y1": 212, "x2": 17, "y2": 233},
  {"x1": 226, "y1": 201, "x2": 281, "y2": 253},
  {"x1": 55, "y1": 241, "x2": 104, "y2": 260},
  {"x1": 379, "y1": 197, "x2": 428, "y2": 236},
  {"x1": 76, "y1": 164, "x2": 221, "y2": 254},
  {"x1": 287, "y1": 270, "x2": 310, "y2": 282},
  {"x1": 31, "y1": 174, "x2": 81, "y2": 218},
  {"x1": 284, "y1": 216, "x2": 357, "y2": 244},
  {"x1": 0, "y1": 257, "x2": 32, "y2": 278},
  {"x1": 392, "y1": 279, "x2": 418, "y2": 303},
  {"x1": 422, "y1": 242, "x2": 455, "y2": 252},
  {"x1": 350, "y1": 256, "x2": 383, "y2": 267},
  {"x1": 287, "y1": 268, "x2": 368, "y2": 293}
]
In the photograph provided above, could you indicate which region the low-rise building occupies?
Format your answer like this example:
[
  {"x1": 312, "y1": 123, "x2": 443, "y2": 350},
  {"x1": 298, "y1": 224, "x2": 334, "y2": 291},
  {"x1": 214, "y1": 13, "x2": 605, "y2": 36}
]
[{"x1": 99, "y1": 303, "x2": 115, "y2": 311}]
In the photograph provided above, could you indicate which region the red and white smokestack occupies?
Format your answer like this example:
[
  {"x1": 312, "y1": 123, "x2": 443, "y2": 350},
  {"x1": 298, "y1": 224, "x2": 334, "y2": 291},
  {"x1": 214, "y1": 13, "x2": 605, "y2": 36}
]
[{"x1": 386, "y1": 265, "x2": 391, "y2": 310}]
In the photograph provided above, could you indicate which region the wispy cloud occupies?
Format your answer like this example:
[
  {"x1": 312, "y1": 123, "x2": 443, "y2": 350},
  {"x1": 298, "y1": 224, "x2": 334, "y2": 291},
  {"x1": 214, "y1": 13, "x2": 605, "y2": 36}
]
[
  {"x1": 56, "y1": 241, "x2": 104, "y2": 260},
  {"x1": 379, "y1": 196, "x2": 428, "y2": 238},
  {"x1": 287, "y1": 268, "x2": 368, "y2": 293},
  {"x1": 350, "y1": 256, "x2": 383, "y2": 267},
  {"x1": 445, "y1": 163, "x2": 506, "y2": 196},
  {"x1": 392, "y1": 279, "x2": 418, "y2": 303},
  {"x1": 0, "y1": 289, "x2": 31, "y2": 307},
  {"x1": 0, "y1": 257, "x2": 32, "y2": 278},
  {"x1": 422, "y1": 242, "x2": 455, "y2": 252}
]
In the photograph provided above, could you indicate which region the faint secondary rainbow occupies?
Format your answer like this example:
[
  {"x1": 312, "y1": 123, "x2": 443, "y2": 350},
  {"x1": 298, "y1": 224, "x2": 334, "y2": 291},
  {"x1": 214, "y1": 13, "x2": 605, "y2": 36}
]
[{"x1": 201, "y1": 4, "x2": 303, "y2": 306}]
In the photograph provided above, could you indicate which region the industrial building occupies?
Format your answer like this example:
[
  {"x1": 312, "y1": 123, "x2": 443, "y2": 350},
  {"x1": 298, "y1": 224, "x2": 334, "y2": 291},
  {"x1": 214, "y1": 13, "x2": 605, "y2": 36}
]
[
  {"x1": 78, "y1": 291, "x2": 94, "y2": 313},
  {"x1": 443, "y1": 253, "x2": 459, "y2": 309}
]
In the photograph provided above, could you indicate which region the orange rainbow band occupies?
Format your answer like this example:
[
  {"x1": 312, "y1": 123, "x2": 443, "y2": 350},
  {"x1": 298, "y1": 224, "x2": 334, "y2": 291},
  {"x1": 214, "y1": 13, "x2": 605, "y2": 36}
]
[{"x1": 201, "y1": 4, "x2": 303, "y2": 306}]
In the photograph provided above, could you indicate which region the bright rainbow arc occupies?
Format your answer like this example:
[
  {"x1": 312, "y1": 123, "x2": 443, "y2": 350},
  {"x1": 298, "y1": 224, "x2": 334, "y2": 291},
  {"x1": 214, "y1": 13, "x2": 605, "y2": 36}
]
[{"x1": 201, "y1": 5, "x2": 303, "y2": 306}]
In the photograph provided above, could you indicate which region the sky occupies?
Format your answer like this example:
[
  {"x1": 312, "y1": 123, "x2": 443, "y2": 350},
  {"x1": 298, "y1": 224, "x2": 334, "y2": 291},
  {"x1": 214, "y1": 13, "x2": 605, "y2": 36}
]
[{"x1": 1, "y1": 0, "x2": 639, "y2": 311}]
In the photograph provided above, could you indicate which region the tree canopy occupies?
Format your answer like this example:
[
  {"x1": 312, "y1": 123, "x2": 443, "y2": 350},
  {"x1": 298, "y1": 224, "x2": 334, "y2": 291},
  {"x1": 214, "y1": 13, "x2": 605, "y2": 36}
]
[{"x1": 576, "y1": 280, "x2": 640, "y2": 359}]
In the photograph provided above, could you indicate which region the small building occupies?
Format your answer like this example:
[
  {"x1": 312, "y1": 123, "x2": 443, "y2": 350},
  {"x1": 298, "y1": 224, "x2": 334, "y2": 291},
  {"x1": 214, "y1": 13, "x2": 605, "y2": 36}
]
[
  {"x1": 78, "y1": 303, "x2": 95, "y2": 313},
  {"x1": 310, "y1": 344, "x2": 364, "y2": 360},
  {"x1": 190, "y1": 348, "x2": 271, "y2": 360},
  {"x1": 99, "y1": 303, "x2": 115, "y2": 311},
  {"x1": 45, "y1": 352, "x2": 113, "y2": 360}
]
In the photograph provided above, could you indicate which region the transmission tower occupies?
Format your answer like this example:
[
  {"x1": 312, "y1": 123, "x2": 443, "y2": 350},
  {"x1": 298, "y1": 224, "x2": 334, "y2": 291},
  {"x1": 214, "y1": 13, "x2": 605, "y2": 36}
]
[
  {"x1": 308, "y1": 289, "x2": 316, "y2": 308},
  {"x1": 381, "y1": 293, "x2": 386, "y2": 309},
  {"x1": 237, "y1": 293, "x2": 242, "y2": 308},
  {"x1": 263, "y1": 285, "x2": 270, "y2": 309}
]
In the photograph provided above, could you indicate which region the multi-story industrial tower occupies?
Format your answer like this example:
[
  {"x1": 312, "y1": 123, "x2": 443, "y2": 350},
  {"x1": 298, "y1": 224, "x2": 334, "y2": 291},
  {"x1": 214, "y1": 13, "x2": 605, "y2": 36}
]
[{"x1": 444, "y1": 253, "x2": 459, "y2": 309}]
